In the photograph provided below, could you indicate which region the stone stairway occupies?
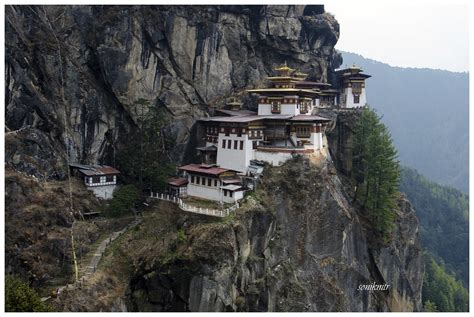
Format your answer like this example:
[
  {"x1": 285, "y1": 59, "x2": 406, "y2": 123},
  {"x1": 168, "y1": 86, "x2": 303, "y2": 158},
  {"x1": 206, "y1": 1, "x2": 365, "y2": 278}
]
[{"x1": 41, "y1": 218, "x2": 142, "y2": 302}]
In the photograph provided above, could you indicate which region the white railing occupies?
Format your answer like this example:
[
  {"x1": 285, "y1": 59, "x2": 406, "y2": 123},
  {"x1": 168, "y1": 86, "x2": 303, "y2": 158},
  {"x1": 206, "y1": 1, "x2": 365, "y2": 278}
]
[{"x1": 149, "y1": 192, "x2": 239, "y2": 218}]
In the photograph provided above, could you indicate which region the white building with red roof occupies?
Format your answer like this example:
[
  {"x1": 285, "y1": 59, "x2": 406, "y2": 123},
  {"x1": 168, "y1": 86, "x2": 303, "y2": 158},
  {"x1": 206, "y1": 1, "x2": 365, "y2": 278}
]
[
  {"x1": 69, "y1": 163, "x2": 120, "y2": 200},
  {"x1": 177, "y1": 164, "x2": 244, "y2": 203}
]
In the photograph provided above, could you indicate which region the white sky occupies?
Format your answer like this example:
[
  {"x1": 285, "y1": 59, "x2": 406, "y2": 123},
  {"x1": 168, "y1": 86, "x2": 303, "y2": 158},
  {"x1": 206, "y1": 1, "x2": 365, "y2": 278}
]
[{"x1": 325, "y1": 2, "x2": 469, "y2": 72}]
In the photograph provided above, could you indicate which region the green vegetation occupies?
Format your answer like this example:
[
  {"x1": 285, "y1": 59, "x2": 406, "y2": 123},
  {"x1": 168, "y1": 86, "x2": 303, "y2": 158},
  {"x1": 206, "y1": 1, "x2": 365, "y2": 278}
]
[
  {"x1": 107, "y1": 184, "x2": 139, "y2": 217},
  {"x1": 177, "y1": 228, "x2": 187, "y2": 244},
  {"x1": 351, "y1": 107, "x2": 400, "y2": 239},
  {"x1": 399, "y1": 167, "x2": 468, "y2": 287},
  {"x1": 117, "y1": 98, "x2": 176, "y2": 192},
  {"x1": 5, "y1": 275, "x2": 52, "y2": 312},
  {"x1": 341, "y1": 51, "x2": 468, "y2": 193},
  {"x1": 423, "y1": 300, "x2": 438, "y2": 312},
  {"x1": 423, "y1": 254, "x2": 469, "y2": 312}
]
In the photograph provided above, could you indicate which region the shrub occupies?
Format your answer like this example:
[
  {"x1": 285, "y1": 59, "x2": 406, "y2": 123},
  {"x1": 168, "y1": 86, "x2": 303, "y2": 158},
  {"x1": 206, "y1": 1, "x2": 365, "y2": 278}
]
[
  {"x1": 5, "y1": 275, "x2": 52, "y2": 312},
  {"x1": 107, "y1": 184, "x2": 140, "y2": 217}
]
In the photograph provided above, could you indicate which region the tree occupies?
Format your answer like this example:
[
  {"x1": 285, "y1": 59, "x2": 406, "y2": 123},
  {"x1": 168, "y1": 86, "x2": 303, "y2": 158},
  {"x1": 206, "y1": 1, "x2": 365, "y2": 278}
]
[
  {"x1": 117, "y1": 99, "x2": 176, "y2": 192},
  {"x1": 5, "y1": 275, "x2": 52, "y2": 312},
  {"x1": 107, "y1": 184, "x2": 140, "y2": 217},
  {"x1": 351, "y1": 107, "x2": 400, "y2": 239},
  {"x1": 422, "y1": 254, "x2": 469, "y2": 312},
  {"x1": 423, "y1": 300, "x2": 438, "y2": 312}
]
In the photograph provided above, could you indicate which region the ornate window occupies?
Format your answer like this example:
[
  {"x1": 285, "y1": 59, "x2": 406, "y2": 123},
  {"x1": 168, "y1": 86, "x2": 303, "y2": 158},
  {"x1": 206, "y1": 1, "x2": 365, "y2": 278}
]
[
  {"x1": 352, "y1": 82, "x2": 362, "y2": 94},
  {"x1": 271, "y1": 101, "x2": 281, "y2": 114}
]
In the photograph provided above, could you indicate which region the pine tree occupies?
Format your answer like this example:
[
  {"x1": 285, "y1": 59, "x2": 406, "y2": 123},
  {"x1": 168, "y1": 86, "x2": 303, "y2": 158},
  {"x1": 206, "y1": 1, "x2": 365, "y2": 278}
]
[
  {"x1": 351, "y1": 107, "x2": 400, "y2": 239},
  {"x1": 116, "y1": 99, "x2": 176, "y2": 192}
]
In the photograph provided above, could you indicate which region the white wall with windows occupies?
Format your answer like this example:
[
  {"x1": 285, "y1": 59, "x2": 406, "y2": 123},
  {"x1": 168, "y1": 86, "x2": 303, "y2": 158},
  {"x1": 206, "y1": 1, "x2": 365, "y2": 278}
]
[
  {"x1": 216, "y1": 133, "x2": 255, "y2": 172},
  {"x1": 186, "y1": 174, "x2": 222, "y2": 201},
  {"x1": 342, "y1": 87, "x2": 367, "y2": 108},
  {"x1": 84, "y1": 175, "x2": 117, "y2": 187},
  {"x1": 222, "y1": 189, "x2": 244, "y2": 203}
]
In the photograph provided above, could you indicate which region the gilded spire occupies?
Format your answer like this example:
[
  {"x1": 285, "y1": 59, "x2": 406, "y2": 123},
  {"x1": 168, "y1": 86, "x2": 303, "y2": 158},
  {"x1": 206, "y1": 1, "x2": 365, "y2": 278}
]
[{"x1": 274, "y1": 61, "x2": 295, "y2": 72}]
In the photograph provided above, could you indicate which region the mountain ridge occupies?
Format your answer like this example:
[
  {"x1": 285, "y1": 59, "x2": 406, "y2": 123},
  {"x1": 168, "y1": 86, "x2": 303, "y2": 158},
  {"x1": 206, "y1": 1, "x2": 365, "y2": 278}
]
[{"x1": 340, "y1": 51, "x2": 469, "y2": 193}]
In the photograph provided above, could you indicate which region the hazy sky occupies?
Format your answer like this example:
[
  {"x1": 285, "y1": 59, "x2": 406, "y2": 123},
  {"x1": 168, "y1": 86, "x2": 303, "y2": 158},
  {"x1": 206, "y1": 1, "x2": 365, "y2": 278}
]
[{"x1": 325, "y1": 3, "x2": 469, "y2": 72}]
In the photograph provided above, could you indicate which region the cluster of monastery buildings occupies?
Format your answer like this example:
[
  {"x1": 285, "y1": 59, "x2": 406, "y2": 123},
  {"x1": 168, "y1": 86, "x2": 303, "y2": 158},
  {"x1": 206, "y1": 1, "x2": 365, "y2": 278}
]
[
  {"x1": 167, "y1": 64, "x2": 371, "y2": 204},
  {"x1": 70, "y1": 64, "x2": 370, "y2": 205}
]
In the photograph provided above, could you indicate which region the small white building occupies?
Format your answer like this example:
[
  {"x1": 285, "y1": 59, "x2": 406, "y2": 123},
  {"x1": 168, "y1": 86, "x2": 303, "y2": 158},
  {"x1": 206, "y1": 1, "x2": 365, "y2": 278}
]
[
  {"x1": 335, "y1": 65, "x2": 371, "y2": 108},
  {"x1": 178, "y1": 164, "x2": 245, "y2": 204},
  {"x1": 70, "y1": 164, "x2": 120, "y2": 200}
]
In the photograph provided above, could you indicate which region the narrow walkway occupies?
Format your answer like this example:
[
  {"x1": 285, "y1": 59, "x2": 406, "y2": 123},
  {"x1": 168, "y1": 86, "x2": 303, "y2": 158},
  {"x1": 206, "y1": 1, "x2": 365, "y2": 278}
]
[
  {"x1": 149, "y1": 192, "x2": 238, "y2": 218},
  {"x1": 41, "y1": 217, "x2": 142, "y2": 302}
]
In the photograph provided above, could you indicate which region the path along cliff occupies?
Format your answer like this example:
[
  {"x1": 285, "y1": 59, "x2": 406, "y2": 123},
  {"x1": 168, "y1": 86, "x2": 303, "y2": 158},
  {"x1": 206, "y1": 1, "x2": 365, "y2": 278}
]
[{"x1": 5, "y1": 5, "x2": 423, "y2": 312}]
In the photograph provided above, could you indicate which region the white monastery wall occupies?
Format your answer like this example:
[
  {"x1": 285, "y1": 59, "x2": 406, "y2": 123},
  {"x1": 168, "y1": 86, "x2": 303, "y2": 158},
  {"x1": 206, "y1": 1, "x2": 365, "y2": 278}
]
[
  {"x1": 187, "y1": 181, "x2": 222, "y2": 201},
  {"x1": 255, "y1": 150, "x2": 293, "y2": 166},
  {"x1": 88, "y1": 185, "x2": 117, "y2": 200},
  {"x1": 343, "y1": 87, "x2": 367, "y2": 108},
  {"x1": 217, "y1": 133, "x2": 253, "y2": 172},
  {"x1": 257, "y1": 104, "x2": 272, "y2": 115}
]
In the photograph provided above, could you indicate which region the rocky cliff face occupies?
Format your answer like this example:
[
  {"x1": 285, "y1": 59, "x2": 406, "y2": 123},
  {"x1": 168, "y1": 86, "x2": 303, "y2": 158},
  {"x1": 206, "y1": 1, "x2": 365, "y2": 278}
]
[
  {"x1": 54, "y1": 152, "x2": 423, "y2": 312},
  {"x1": 5, "y1": 5, "x2": 341, "y2": 178},
  {"x1": 120, "y1": 116, "x2": 423, "y2": 312},
  {"x1": 5, "y1": 5, "x2": 423, "y2": 312}
]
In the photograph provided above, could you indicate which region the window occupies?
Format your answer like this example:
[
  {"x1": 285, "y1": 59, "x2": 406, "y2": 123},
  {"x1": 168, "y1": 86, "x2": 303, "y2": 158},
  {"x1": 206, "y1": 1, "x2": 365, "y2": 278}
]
[
  {"x1": 106, "y1": 175, "x2": 114, "y2": 182},
  {"x1": 224, "y1": 190, "x2": 228, "y2": 197},
  {"x1": 225, "y1": 128, "x2": 230, "y2": 136},
  {"x1": 234, "y1": 140, "x2": 238, "y2": 149},
  {"x1": 222, "y1": 139, "x2": 226, "y2": 148},
  {"x1": 253, "y1": 141, "x2": 257, "y2": 149},
  {"x1": 271, "y1": 101, "x2": 281, "y2": 113},
  {"x1": 354, "y1": 95, "x2": 360, "y2": 104},
  {"x1": 352, "y1": 82, "x2": 362, "y2": 94},
  {"x1": 207, "y1": 178, "x2": 212, "y2": 186},
  {"x1": 191, "y1": 175, "x2": 195, "y2": 183},
  {"x1": 228, "y1": 139, "x2": 232, "y2": 149},
  {"x1": 240, "y1": 141, "x2": 244, "y2": 150},
  {"x1": 229, "y1": 191, "x2": 233, "y2": 198},
  {"x1": 214, "y1": 179, "x2": 218, "y2": 186}
]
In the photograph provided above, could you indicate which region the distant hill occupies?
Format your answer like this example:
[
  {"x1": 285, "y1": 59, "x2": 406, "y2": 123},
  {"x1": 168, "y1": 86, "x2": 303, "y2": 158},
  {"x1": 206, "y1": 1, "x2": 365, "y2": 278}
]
[
  {"x1": 340, "y1": 51, "x2": 469, "y2": 193},
  {"x1": 399, "y1": 166, "x2": 468, "y2": 287}
]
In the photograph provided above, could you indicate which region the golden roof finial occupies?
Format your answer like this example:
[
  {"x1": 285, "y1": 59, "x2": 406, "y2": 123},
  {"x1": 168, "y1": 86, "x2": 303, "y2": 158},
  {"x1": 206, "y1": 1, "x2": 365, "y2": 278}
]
[{"x1": 274, "y1": 61, "x2": 295, "y2": 72}]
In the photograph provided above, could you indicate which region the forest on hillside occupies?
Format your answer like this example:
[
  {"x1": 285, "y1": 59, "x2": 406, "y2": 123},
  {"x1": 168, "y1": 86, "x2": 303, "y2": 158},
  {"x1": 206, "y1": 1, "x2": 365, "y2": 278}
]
[
  {"x1": 341, "y1": 51, "x2": 469, "y2": 193},
  {"x1": 399, "y1": 167, "x2": 469, "y2": 311}
]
